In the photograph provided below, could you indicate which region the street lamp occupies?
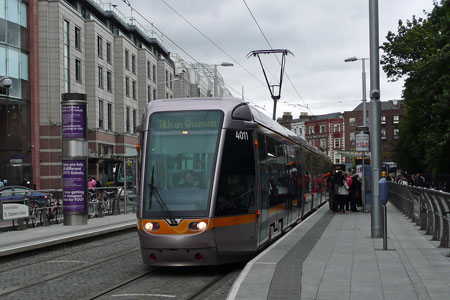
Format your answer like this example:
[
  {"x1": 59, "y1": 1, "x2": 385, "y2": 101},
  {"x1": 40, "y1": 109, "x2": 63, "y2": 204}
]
[
  {"x1": 212, "y1": 62, "x2": 233, "y2": 97},
  {"x1": 344, "y1": 57, "x2": 368, "y2": 126},
  {"x1": 0, "y1": 76, "x2": 13, "y2": 89},
  {"x1": 345, "y1": 56, "x2": 369, "y2": 213}
]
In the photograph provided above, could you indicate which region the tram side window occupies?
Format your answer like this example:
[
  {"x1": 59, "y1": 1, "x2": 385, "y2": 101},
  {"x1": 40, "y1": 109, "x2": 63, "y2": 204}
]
[
  {"x1": 258, "y1": 134, "x2": 269, "y2": 210},
  {"x1": 216, "y1": 130, "x2": 255, "y2": 216}
]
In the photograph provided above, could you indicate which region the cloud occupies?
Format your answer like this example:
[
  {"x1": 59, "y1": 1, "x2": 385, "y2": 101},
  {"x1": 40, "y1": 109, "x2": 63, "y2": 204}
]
[{"x1": 115, "y1": 0, "x2": 434, "y2": 117}]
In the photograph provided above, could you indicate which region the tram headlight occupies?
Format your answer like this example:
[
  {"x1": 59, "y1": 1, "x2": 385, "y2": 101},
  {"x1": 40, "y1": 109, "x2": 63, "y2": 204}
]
[
  {"x1": 189, "y1": 221, "x2": 207, "y2": 231},
  {"x1": 144, "y1": 221, "x2": 160, "y2": 232}
]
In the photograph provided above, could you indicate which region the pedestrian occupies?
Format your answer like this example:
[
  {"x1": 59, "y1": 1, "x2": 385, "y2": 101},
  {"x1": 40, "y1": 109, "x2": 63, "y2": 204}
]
[
  {"x1": 350, "y1": 174, "x2": 361, "y2": 212},
  {"x1": 327, "y1": 169, "x2": 336, "y2": 211},
  {"x1": 0, "y1": 178, "x2": 3, "y2": 187},
  {"x1": 333, "y1": 171, "x2": 348, "y2": 214},
  {"x1": 345, "y1": 173, "x2": 353, "y2": 211}
]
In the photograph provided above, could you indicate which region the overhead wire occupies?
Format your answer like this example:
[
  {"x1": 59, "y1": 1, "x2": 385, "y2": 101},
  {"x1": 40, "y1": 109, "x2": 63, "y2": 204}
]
[
  {"x1": 119, "y1": 0, "x2": 271, "y2": 115},
  {"x1": 157, "y1": 0, "x2": 268, "y2": 89},
  {"x1": 241, "y1": 0, "x2": 315, "y2": 115}
]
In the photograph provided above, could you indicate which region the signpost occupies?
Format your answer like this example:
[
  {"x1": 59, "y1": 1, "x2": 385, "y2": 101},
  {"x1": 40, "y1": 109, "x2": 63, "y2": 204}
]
[
  {"x1": 356, "y1": 126, "x2": 369, "y2": 212},
  {"x1": 61, "y1": 93, "x2": 88, "y2": 225}
]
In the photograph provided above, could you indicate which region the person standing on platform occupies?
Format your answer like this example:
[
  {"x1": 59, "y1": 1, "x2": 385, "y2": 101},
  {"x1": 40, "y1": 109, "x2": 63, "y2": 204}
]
[
  {"x1": 333, "y1": 171, "x2": 348, "y2": 214},
  {"x1": 350, "y1": 174, "x2": 361, "y2": 212}
]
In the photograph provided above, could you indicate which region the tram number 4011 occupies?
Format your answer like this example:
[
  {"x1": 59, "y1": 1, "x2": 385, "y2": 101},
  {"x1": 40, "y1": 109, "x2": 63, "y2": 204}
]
[{"x1": 235, "y1": 131, "x2": 249, "y2": 140}]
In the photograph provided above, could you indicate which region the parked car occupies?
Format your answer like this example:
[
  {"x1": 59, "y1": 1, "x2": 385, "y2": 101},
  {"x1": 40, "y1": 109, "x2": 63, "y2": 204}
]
[{"x1": 0, "y1": 186, "x2": 48, "y2": 207}]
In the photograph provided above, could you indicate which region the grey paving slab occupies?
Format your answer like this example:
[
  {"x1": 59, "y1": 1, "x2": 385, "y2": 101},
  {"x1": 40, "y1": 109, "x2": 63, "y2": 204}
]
[{"x1": 228, "y1": 203, "x2": 450, "y2": 300}]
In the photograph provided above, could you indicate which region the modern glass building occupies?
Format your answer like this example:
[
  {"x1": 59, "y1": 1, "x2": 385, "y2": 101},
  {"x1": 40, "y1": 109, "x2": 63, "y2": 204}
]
[{"x1": 0, "y1": 0, "x2": 34, "y2": 186}]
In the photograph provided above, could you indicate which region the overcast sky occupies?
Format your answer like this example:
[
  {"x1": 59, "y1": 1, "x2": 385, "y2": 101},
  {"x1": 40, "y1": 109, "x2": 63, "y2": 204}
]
[{"x1": 114, "y1": 0, "x2": 434, "y2": 118}]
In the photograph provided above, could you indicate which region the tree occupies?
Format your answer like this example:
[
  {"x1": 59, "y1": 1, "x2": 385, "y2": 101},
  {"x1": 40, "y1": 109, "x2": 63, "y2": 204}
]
[{"x1": 381, "y1": 0, "x2": 450, "y2": 175}]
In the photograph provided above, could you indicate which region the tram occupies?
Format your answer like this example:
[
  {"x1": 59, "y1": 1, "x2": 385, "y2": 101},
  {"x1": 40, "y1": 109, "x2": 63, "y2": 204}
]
[{"x1": 136, "y1": 98, "x2": 331, "y2": 266}]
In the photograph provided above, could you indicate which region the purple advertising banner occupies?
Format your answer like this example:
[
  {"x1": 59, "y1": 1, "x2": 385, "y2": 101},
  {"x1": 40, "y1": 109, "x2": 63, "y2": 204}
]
[
  {"x1": 62, "y1": 105, "x2": 85, "y2": 139},
  {"x1": 63, "y1": 160, "x2": 86, "y2": 213}
]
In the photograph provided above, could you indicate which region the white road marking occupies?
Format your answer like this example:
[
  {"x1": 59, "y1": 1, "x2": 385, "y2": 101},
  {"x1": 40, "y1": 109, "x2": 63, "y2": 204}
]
[
  {"x1": 46, "y1": 260, "x2": 89, "y2": 264},
  {"x1": 111, "y1": 294, "x2": 176, "y2": 298}
]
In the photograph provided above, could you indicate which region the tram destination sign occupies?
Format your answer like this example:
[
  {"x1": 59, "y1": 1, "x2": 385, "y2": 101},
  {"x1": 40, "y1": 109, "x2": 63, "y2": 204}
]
[{"x1": 152, "y1": 111, "x2": 223, "y2": 131}]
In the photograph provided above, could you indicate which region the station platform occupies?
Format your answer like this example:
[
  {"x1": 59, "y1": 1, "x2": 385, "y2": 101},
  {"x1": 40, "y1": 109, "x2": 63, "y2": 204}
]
[
  {"x1": 0, "y1": 213, "x2": 136, "y2": 257},
  {"x1": 227, "y1": 204, "x2": 450, "y2": 300}
]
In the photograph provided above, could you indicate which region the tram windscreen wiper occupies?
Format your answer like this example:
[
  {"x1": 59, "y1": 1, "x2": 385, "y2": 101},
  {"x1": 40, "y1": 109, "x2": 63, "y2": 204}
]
[{"x1": 149, "y1": 166, "x2": 177, "y2": 225}]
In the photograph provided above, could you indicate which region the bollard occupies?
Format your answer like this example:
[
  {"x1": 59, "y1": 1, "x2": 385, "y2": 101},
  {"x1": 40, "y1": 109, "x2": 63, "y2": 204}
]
[{"x1": 379, "y1": 177, "x2": 389, "y2": 250}]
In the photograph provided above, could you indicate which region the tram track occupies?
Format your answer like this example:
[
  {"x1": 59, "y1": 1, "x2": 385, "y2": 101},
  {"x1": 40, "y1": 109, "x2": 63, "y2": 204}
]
[
  {"x1": 0, "y1": 229, "x2": 137, "y2": 274},
  {"x1": 0, "y1": 247, "x2": 141, "y2": 298}
]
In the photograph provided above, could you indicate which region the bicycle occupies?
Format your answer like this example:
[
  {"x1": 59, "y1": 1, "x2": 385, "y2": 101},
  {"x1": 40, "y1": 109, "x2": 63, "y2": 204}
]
[
  {"x1": 88, "y1": 189, "x2": 101, "y2": 218},
  {"x1": 40, "y1": 192, "x2": 62, "y2": 225}
]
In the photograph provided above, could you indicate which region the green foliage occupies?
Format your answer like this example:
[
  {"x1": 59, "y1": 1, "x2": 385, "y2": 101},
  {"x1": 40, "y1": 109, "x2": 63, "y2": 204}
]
[{"x1": 381, "y1": 0, "x2": 450, "y2": 175}]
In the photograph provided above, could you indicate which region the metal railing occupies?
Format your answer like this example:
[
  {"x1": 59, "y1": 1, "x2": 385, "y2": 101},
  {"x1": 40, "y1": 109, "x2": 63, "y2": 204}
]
[
  {"x1": 1, "y1": 185, "x2": 137, "y2": 231},
  {"x1": 389, "y1": 182, "x2": 450, "y2": 250}
]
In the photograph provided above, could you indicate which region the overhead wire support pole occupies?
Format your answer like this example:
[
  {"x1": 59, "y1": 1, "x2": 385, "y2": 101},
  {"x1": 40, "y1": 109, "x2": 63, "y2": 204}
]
[
  {"x1": 247, "y1": 49, "x2": 294, "y2": 120},
  {"x1": 369, "y1": 0, "x2": 383, "y2": 238}
]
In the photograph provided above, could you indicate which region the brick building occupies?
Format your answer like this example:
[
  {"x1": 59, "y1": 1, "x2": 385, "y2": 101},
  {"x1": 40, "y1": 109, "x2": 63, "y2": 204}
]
[
  {"x1": 343, "y1": 99, "x2": 405, "y2": 162},
  {"x1": 304, "y1": 113, "x2": 345, "y2": 164}
]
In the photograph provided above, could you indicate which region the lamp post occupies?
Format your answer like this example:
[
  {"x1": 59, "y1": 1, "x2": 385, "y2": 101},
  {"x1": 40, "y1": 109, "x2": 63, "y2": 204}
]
[
  {"x1": 213, "y1": 62, "x2": 233, "y2": 97},
  {"x1": 344, "y1": 57, "x2": 368, "y2": 125},
  {"x1": 345, "y1": 56, "x2": 369, "y2": 213}
]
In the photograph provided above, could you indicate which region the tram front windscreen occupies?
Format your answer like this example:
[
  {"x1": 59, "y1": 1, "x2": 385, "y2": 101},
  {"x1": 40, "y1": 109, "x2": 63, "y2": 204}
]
[{"x1": 143, "y1": 110, "x2": 223, "y2": 218}]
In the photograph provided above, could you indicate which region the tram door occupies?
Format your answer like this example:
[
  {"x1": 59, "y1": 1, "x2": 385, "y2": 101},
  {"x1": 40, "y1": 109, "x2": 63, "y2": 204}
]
[
  {"x1": 256, "y1": 133, "x2": 270, "y2": 247},
  {"x1": 214, "y1": 129, "x2": 257, "y2": 254}
]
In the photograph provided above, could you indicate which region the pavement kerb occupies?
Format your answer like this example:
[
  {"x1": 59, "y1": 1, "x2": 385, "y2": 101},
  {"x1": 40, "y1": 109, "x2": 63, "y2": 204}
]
[
  {"x1": 226, "y1": 203, "x2": 329, "y2": 300},
  {"x1": 0, "y1": 220, "x2": 136, "y2": 258}
]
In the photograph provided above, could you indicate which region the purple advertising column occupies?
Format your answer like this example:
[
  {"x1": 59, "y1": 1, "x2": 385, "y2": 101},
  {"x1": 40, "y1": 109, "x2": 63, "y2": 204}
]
[{"x1": 61, "y1": 93, "x2": 88, "y2": 225}]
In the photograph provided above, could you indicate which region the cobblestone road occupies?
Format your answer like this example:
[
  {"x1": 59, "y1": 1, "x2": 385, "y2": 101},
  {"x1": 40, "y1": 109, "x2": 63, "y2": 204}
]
[{"x1": 0, "y1": 229, "x2": 242, "y2": 300}]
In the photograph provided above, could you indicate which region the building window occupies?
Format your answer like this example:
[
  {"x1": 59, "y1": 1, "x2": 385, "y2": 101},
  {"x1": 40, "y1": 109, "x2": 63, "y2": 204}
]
[
  {"x1": 381, "y1": 115, "x2": 386, "y2": 125},
  {"x1": 309, "y1": 126, "x2": 314, "y2": 134},
  {"x1": 98, "y1": 66, "x2": 103, "y2": 88},
  {"x1": 169, "y1": 73, "x2": 173, "y2": 90},
  {"x1": 152, "y1": 65, "x2": 156, "y2": 83},
  {"x1": 106, "y1": 71, "x2": 112, "y2": 92},
  {"x1": 320, "y1": 139, "x2": 327, "y2": 149},
  {"x1": 349, "y1": 132, "x2": 355, "y2": 141},
  {"x1": 153, "y1": 88, "x2": 156, "y2": 100},
  {"x1": 349, "y1": 117, "x2": 356, "y2": 125},
  {"x1": 393, "y1": 115, "x2": 399, "y2": 124},
  {"x1": 75, "y1": 27, "x2": 81, "y2": 50},
  {"x1": 125, "y1": 49, "x2": 129, "y2": 70},
  {"x1": 106, "y1": 42, "x2": 111, "y2": 63},
  {"x1": 334, "y1": 124, "x2": 341, "y2": 132},
  {"x1": 98, "y1": 99, "x2": 104, "y2": 129},
  {"x1": 165, "y1": 70, "x2": 168, "y2": 87},
  {"x1": 75, "y1": 59, "x2": 81, "y2": 82},
  {"x1": 320, "y1": 125, "x2": 326, "y2": 133},
  {"x1": 97, "y1": 36, "x2": 103, "y2": 58},
  {"x1": 381, "y1": 129, "x2": 386, "y2": 140},
  {"x1": 131, "y1": 55, "x2": 136, "y2": 74},
  {"x1": 126, "y1": 107, "x2": 130, "y2": 133},
  {"x1": 132, "y1": 80, "x2": 136, "y2": 99},
  {"x1": 166, "y1": 92, "x2": 169, "y2": 99},
  {"x1": 133, "y1": 109, "x2": 137, "y2": 133},
  {"x1": 147, "y1": 61, "x2": 151, "y2": 79},
  {"x1": 125, "y1": 77, "x2": 129, "y2": 97},
  {"x1": 335, "y1": 154, "x2": 341, "y2": 164},
  {"x1": 334, "y1": 138, "x2": 340, "y2": 148},
  {"x1": 147, "y1": 85, "x2": 151, "y2": 102},
  {"x1": 63, "y1": 20, "x2": 70, "y2": 93},
  {"x1": 394, "y1": 128, "x2": 399, "y2": 139},
  {"x1": 107, "y1": 103, "x2": 112, "y2": 130}
]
